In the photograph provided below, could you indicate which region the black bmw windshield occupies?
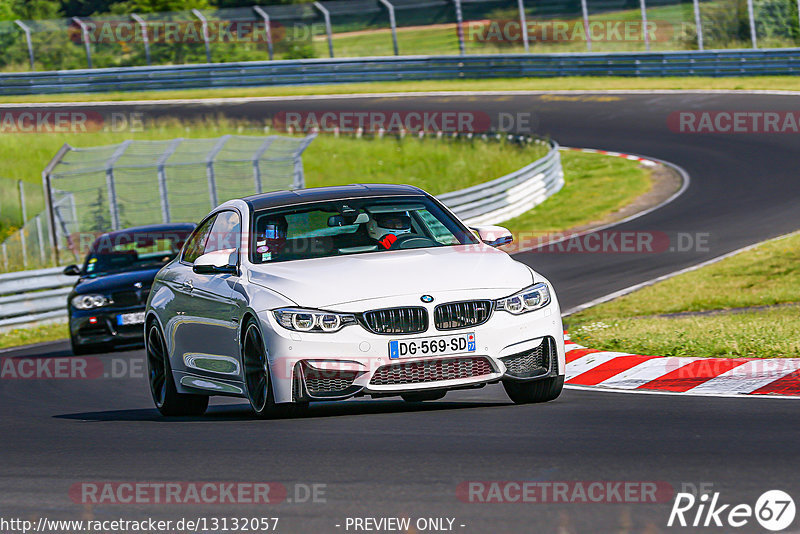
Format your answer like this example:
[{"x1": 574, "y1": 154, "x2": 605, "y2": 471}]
[
  {"x1": 83, "y1": 230, "x2": 191, "y2": 277},
  {"x1": 251, "y1": 195, "x2": 478, "y2": 264}
]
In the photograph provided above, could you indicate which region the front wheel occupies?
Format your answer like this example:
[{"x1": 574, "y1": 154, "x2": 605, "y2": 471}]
[
  {"x1": 147, "y1": 323, "x2": 208, "y2": 416},
  {"x1": 503, "y1": 375, "x2": 564, "y2": 404}
]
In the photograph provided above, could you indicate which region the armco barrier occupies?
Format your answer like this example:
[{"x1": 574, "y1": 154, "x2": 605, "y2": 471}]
[
  {"x1": 0, "y1": 139, "x2": 564, "y2": 330},
  {"x1": 439, "y1": 139, "x2": 562, "y2": 226},
  {"x1": 0, "y1": 267, "x2": 72, "y2": 329},
  {"x1": 2, "y1": 49, "x2": 800, "y2": 95}
]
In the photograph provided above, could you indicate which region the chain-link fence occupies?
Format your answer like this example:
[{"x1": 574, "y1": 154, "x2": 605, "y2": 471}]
[
  {"x1": 1, "y1": 0, "x2": 798, "y2": 72},
  {"x1": 0, "y1": 134, "x2": 315, "y2": 271},
  {"x1": 0, "y1": 178, "x2": 50, "y2": 272}
]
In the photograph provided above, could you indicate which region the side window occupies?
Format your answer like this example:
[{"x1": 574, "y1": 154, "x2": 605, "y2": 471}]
[
  {"x1": 182, "y1": 215, "x2": 217, "y2": 264},
  {"x1": 205, "y1": 210, "x2": 241, "y2": 255}
]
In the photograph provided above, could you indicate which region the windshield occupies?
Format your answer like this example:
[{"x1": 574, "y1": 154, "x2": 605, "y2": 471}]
[
  {"x1": 251, "y1": 195, "x2": 477, "y2": 264},
  {"x1": 84, "y1": 230, "x2": 192, "y2": 277}
]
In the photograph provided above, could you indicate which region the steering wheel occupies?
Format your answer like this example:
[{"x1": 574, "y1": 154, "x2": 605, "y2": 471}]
[{"x1": 386, "y1": 234, "x2": 438, "y2": 250}]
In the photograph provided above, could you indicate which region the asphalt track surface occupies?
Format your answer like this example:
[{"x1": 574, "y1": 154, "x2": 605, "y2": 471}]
[{"x1": 2, "y1": 92, "x2": 800, "y2": 533}]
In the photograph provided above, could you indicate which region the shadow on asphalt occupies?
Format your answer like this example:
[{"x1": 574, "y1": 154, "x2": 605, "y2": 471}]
[{"x1": 54, "y1": 399, "x2": 511, "y2": 422}]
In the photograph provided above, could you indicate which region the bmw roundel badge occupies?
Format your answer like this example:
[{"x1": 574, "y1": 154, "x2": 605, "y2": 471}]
[{"x1": 420, "y1": 295, "x2": 434, "y2": 303}]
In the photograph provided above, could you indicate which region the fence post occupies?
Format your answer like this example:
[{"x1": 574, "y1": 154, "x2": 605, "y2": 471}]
[
  {"x1": 453, "y1": 0, "x2": 465, "y2": 55},
  {"x1": 191, "y1": 9, "x2": 213, "y2": 62},
  {"x1": 639, "y1": 0, "x2": 650, "y2": 51},
  {"x1": 746, "y1": 0, "x2": 757, "y2": 48},
  {"x1": 42, "y1": 143, "x2": 72, "y2": 267},
  {"x1": 130, "y1": 14, "x2": 151, "y2": 65},
  {"x1": 14, "y1": 20, "x2": 35, "y2": 71},
  {"x1": 516, "y1": 0, "x2": 529, "y2": 53},
  {"x1": 157, "y1": 138, "x2": 182, "y2": 223},
  {"x1": 253, "y1": 6, "x2": 274, "y2": 60},
  {"x1": 72, "y1": 17, "x2": 93, "y2": 68},
  {"x1": 252, "y1": 137, "x2": 276, "y2": 194},
  {"x1": 105, "y1": 140, "x2": 132, "y2": 231},
  {"x1": 206, "y1": 135, "x2": 231, "y2": 209},
  {"x1": 692, "y1": 0, "x2": 703, "y2": 50},
  {"x1": 378, "y1": 0, "x2": 399, "y2": 55},
  {"x1": 292, "y1": 134, "x2": 316, "y2": 189},
  {"x1": 580, "y1": 0, "x2": 592, "y2": 51},
  {"x1": 18, "y1": 181, "x2": 27, "y2": 268},
  {"x1": 313, "y1": 2, "x2": 335, "y2": 58},
  {"x1": 36, "y1": 216, "x2": 46, "y2": 266}
]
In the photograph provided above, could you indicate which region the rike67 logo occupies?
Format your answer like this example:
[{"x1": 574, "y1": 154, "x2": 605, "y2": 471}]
[{"x1": 668, "y1": 489, "x2": 795, "y2": 531}]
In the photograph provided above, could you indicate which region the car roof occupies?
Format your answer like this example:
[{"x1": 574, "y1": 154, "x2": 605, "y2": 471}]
[
  {"x1": 242, "y1": 184, "x2": 427, "y2": 211},
  {"x1": 97, "y1": 223, "x2": 196, "y2": 241}
]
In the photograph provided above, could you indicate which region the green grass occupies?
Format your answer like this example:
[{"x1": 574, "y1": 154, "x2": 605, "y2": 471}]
[
  {"x1": 500, "y1": 150, "x2": 652, "y2": 241},
  {"x1": 568, "y1": 232, "x2": 800, "y2": 358},
  {"x1": 304, "y1": 135, "x2": 548, "y2": 195},
  {"x1": 0, "y1": 322, "x2": 68, "y2": 350},
  {"x1": 2, "y1": 76, "x2": 800, "y2": 105}
]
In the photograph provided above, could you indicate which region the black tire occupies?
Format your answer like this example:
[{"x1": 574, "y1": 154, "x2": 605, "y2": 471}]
[
  {"x1": 146, "y1": 323, "x2": 208, "y2": 417},
  {"x1": 503, "y1": 375, "x2": 564, "y2": 404},
  {"x1": 242, "y1": 319, "x2": 307, "y2": 419},
  {"x1": 401, "y1": 390, "x2": 447, "y2": 402}
]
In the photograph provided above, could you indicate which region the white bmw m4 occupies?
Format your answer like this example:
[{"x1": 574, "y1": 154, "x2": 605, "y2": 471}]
[{"x1": 145, "y1": 184, "x2": 565, "y2": 417}]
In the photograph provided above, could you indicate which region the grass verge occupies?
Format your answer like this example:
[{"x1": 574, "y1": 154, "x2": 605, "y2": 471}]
[
  {"x1": 568, "y1": 232, "x2": 800, "y2": 358},
  {"x1": 0, "y1": 322, "x2": 68, "y2": 351},
  {"x1": 1, "y1": 76, "x2": 800, "y2": 104}
]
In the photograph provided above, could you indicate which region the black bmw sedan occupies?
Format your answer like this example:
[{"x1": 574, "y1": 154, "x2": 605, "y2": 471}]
[{"x1": 63, "y1": 223, "x2": 195, "y2": 355}]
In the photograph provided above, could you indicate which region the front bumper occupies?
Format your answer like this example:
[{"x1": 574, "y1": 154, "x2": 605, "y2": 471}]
[
  {"x1": 260, "y1": 299, "x2": 565, "y2": 404},
  {"x1": 69, "y1": 306, "x2": 146, "y2": 349}
]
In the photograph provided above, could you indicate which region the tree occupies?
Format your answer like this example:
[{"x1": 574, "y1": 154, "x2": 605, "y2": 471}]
[{"x1": 88, "y1": 188, "x2": 111, "y2": 233}]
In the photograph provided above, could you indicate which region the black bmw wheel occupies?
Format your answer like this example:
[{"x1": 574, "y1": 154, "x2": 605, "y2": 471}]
[{"x1": 146, "y1": 323, "x2": 208, "y2": 416}]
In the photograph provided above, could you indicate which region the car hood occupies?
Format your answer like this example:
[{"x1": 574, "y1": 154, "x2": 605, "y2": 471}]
[
  {"x1": 73, "y1": 268, "x2": 162, "y2": 295},
  {"x1": 247, "y1": 244, "x2": 534, "y2": 308}
]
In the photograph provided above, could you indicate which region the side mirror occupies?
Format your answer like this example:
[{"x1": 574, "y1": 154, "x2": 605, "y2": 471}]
[
  {"x1": 193, "y1": 250, "x2": 238, "y2": 275},
  {"x1": 63, "y1": 264, "x2": 81, "y2": 276},
  {"x1": 471, "y1": 226, "x2": 514, "y2": 248}
]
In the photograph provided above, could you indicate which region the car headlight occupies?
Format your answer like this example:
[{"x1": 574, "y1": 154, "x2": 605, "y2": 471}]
[
  {"x1": 273, "y1": 308, "x2": 357, "y2": 333},
  {"x1": 71, "y1": 294, "x2": 111, "y2": 310},
  {"x1": 495, "y1": 283, "x2": 551, "y2": 314}
]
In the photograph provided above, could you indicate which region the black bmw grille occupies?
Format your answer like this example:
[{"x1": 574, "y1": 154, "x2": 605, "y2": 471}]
[
  {"x1": 434, "y1": 300, "x2": 493, "y2": 330},
  {"x1": 111, "y1": 288, "x2": 149, "y2": 307},
  {"x1": 362, "y1": 307, "x2": 427, "y2": 335},
  {"x1": 500, "y1": 337, "x2": 556, "y2": 378}
]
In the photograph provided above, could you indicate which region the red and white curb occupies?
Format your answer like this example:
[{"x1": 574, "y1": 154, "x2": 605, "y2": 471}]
[
  {"x1": 561, "y1": 147, "x2": 658, "y2": 167},
  {"x1": 564, "y1": 337, "x2": 800, "y2": 397}
]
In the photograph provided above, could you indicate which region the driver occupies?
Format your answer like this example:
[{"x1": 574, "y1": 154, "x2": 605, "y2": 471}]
[
  {"x1": 256, "y1": 215, "x2": 288, "y2": 261},
  {"x1": 366, "y1": 213, "x2": 412, "y2": 249}
]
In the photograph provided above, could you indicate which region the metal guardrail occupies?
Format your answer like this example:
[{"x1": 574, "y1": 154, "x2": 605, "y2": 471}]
[
  {"x1": 440, "y1": 139, "x2": 563, "y2": 226},
  {"x1": 2, "y1": 49, "x2": 800, "y2": 96},
  {"x1": 0, "y1": 266, "x2": 72, "y2": 329},
  {"x1": 0, "y1": 138, "x2": 564, "y2": 331}
]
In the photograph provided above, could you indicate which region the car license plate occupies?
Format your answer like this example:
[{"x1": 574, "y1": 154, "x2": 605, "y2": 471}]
[
  {"x1": 116, "y1": 312, "x2": 145, "y2": 326},
  {"x1": 389, "y1": 332, "x2": 475, "y2": 359}
]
